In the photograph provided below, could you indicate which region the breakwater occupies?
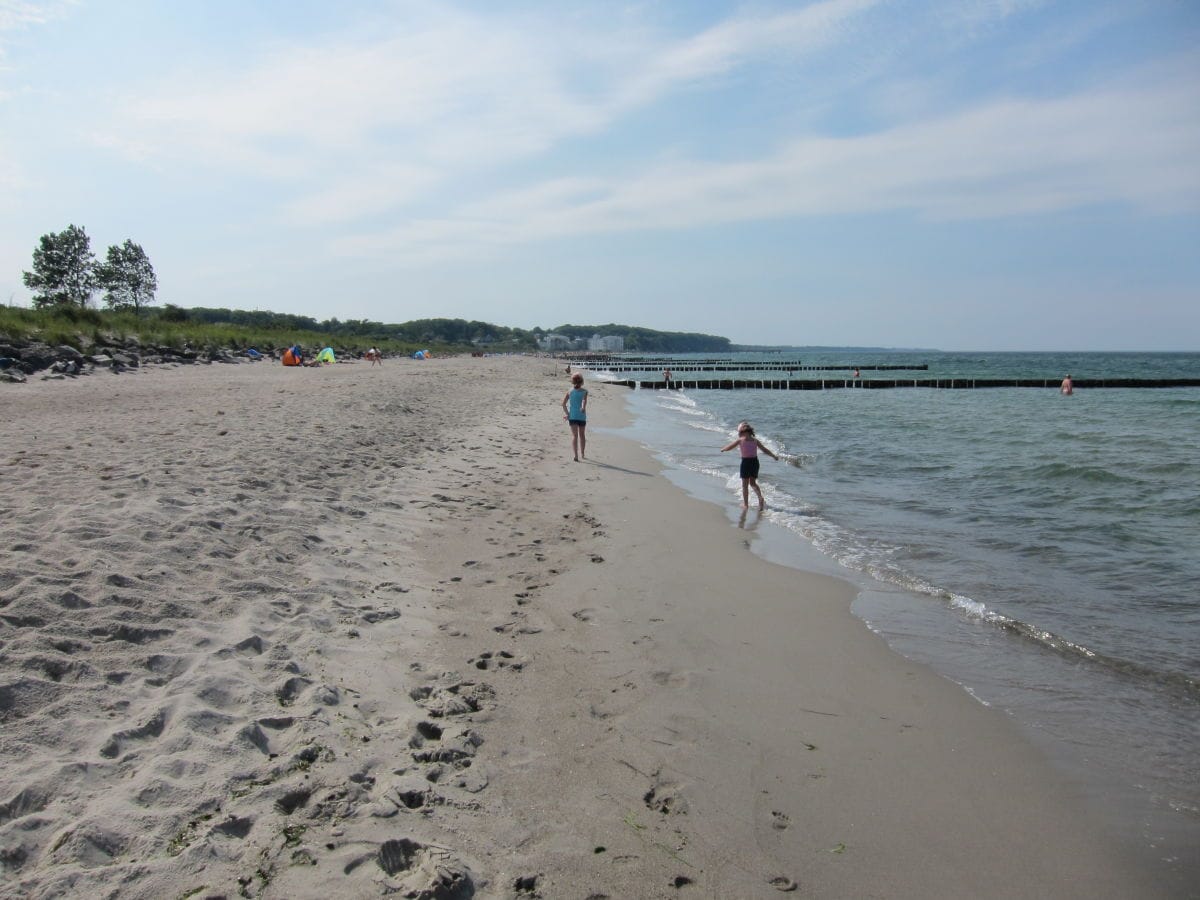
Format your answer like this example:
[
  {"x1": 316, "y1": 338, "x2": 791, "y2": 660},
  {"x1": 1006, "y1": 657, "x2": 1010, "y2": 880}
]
[
  {"x1": 614, "y1": 378, "x2": 1200, "y2": 390},
  {"x1": 588, "y1": 363, "x2": 928, "y2": 373}
]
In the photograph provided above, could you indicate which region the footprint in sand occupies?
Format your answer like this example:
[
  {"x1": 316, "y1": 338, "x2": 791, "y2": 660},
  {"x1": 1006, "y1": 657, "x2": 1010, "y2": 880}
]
[
  {"x1": 411, "y1": 727, "x2": 484, "y2": 771},
  {"x1": 342, "y1": 837, "x2": 475, "y2": 898},
  {"x1": 275, "y1": 676, "x2": 312, "y2": 707},
  {"x1": 644, "y1": 782, "x2": 687, "y2": 816},
  {"x1": 467, "y1": 650, "x2": 525, "y2": 672},
  {"x1": 409, "y1": 679, "x2": 496, "y2": 718},
  {"x1": 372, "y1": 775, "x2": 436, "y2": 817},
  {"x1": 99, "y1": 708, "x2": 167, "y2": 758},
  {"x1": 215, "y1": 635, "x2": 266, "y2": 658},
  {"x1": 650, "y1": 670, "x2": 689, "y2": 688}
]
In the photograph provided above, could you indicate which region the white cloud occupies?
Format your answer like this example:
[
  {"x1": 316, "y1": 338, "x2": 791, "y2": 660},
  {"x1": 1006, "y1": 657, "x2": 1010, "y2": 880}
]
[
  {"x1": 0, "y1": 0, "x2": 73, "y2": 68},
  {"x1": 91, "y1": 1, "x2": 883, "y2": 219},
  {"x1": 0, "y1": 0, "x2": 67, "y2": 34},
  {"x1": 615, "y1": 0, "x2": 881, "y2": 103},
  {"x1": 282, "y1": 162, "x2": 441, "y2": 226},
  {"x1": 331, "y1": 71, "x2": 1200, "y2": 263}
]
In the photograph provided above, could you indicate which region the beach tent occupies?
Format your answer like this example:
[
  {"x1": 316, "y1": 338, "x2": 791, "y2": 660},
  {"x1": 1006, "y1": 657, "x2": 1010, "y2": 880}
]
[
  {"x1": 316, "y1": 347, "x2": 336, "y2": 364},
  {"x1": 246, "y1": 348, "x2": 262, "y2": 359},
  {"x1": 282, "y1": 347, "x2": 302, "y2": 366},
  {"x1": 413, "y1": 350, "x2": 426, "y2": 360}
]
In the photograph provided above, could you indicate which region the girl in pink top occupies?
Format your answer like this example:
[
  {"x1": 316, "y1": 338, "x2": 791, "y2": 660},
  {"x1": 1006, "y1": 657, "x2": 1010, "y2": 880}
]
[{"x1": 721, "y1": 422, "x2": 779, "y2": 509}]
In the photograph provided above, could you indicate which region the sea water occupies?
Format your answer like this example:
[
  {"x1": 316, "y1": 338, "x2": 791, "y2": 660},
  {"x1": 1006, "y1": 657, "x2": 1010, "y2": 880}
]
[{"x1": 598, "y1": 351, "x2": 1200, "y2": 874}]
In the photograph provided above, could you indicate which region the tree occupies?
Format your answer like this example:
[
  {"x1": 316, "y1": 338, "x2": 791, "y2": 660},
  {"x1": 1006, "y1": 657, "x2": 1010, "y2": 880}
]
[
  {"x1": 98, "y1": 239, "x2": 157, "y2": 315},
  {"x1": 23, "y1": 224, "x2": 98, "y2": 309}
]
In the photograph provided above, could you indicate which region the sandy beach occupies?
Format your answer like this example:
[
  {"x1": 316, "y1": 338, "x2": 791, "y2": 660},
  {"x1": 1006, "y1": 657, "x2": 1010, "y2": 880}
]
[{"x1": 0, "y1": 356, "x2": 1180, "y2": 899}]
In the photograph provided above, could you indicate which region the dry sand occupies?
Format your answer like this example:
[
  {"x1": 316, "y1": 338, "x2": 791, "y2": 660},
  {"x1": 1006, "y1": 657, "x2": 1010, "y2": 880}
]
[{"x1": 0, "y1": 356, "x2": 1177, "y2": 899}]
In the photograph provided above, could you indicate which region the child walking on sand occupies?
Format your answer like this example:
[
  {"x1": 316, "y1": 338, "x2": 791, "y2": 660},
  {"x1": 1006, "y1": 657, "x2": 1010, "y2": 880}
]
[
  {"x1": 721, "y1": 422, "x2": 779, "y2": 508},
  {"x1": 562, "y1": 373, "x2": 588, "y2": 461}
]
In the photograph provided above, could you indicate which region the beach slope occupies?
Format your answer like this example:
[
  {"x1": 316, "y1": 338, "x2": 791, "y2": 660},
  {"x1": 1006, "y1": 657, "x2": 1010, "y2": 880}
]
[{"x1": 0, "y1": 356, "x2": 1168, "y2": 898}]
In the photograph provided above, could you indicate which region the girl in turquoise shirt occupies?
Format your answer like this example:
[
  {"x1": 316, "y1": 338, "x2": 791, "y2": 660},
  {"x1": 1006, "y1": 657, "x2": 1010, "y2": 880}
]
[{"x1": 562, "y1": 373, "x2": 588, "y2": 461}]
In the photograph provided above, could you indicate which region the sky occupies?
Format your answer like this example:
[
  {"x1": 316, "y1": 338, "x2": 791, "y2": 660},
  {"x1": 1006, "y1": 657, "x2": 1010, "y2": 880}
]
[{"x1": 1, "y1": 0, "x2": 1198, "y2": 350}]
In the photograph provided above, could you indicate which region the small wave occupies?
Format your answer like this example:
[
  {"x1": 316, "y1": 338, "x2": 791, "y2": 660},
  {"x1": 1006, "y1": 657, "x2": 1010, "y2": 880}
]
[
  {"x1": 948, "y1": 593, "x2": 988, "y2": 618},
  {"x1": 687, "y1": 420, "x2": 730, "y2": 435},
  {"x1": 661, "y1": 402, "x2": 708, "y2": 417},
  {"x1": 764, "y1": 497, "x2": 1200, "y2": 703},
  {"x1": 940, "y1": 595, "x2": 1200, "y2": 702},
  {"x1": 1025, "y1": 462, "x2": 1139, "y2": 485}
]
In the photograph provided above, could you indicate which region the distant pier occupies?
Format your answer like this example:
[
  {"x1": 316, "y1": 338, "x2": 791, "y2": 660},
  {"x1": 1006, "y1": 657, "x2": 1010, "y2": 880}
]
[
  {"x1": 612, "y1": 378, "x2": 1200, "y2": 390},
  {"x1": 588, "y1": 363, "x2": 928, "y2": 373}
]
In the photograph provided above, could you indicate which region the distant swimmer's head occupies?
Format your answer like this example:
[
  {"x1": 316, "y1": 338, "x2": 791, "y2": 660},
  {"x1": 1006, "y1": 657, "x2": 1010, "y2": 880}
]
[{"x1": 572, "y1": 373, "x2": 584, "y2": 386}]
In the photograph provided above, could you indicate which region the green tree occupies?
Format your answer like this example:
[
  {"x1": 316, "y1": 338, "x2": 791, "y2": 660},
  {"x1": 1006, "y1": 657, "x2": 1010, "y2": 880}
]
[
  {"x1": 23, "y1": 224, "x2": 98, "y2": 309},
  {"x1": 98, "y1": 239, "x2": 157, "y2": 315}
]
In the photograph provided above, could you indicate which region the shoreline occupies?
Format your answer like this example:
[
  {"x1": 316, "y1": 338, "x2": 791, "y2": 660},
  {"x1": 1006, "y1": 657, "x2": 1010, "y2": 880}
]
[
  {"x1": 617, "y1": 379, "x2": 1200, "y2": 890},
  {"x1": 0, "y1": 357, "x2": 1183, "y2": 898}
]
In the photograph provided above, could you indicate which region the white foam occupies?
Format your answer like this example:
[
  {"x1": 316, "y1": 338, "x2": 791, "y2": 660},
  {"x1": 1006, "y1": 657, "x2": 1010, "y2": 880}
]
[{"x1": 949, "y1": 594, "x2": 988, "y2": 619}]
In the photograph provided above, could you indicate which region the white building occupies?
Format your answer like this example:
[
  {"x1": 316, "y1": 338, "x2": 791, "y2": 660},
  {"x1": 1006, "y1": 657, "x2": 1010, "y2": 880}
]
[
  {"x1": 588, "y1": 334, "x2": 624, "y2": 351},
  {"x1": 538, "y1": 333, "x2": 574, "y2": 351}
]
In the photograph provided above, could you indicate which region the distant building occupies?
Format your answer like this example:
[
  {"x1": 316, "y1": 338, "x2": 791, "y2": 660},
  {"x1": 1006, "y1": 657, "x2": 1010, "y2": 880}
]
[
  {"x1": 588, "y1": 334, "x2": 624, "y2": 351},
  {"x1": 537, "y1": 332, "x2": 622, "y2": 352},
  {"x1": 538, "y1": 333, "x2": 574, "y2": 351}
]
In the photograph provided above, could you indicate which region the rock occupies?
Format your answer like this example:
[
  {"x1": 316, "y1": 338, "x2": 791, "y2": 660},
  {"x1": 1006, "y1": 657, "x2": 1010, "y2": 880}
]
[{"x1": 19, "y1": 348, "x2": 55, "y2": 372}]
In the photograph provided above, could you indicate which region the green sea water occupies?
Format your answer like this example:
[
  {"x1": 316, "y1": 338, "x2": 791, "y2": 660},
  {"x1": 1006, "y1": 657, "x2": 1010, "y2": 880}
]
[{"x1": 601, "y1": 351, "x2": 1200, "y2": 888}]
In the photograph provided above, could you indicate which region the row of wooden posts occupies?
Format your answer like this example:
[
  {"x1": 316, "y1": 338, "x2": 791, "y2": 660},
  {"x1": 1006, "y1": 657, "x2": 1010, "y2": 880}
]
[{"x1": 606, "y1": 378, "x2": 1200, "y2": 391}]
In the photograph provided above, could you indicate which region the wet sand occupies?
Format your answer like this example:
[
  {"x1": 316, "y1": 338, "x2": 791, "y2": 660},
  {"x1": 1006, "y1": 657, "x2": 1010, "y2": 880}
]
[{"x1": 0, "y1": 356, "x2": 1171, "y2": 898}]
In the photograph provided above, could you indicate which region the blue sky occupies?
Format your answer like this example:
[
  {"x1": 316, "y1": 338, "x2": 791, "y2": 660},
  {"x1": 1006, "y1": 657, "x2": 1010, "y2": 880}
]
[{"x1": 2, "y1": 0, "x2": 1197, "y2": 349}]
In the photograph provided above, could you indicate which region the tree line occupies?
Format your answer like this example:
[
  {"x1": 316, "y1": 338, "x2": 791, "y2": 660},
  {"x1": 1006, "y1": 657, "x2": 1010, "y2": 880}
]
[
  {"x1": 22, "y1": 224, "x2": 157, "y2": 315},
  {"x1": 17, "y1": 226, "x2": 733, "y2": 351}
]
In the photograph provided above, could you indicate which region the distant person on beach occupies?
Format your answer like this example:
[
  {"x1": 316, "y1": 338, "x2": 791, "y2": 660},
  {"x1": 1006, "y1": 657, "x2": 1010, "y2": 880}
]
[
  {"x1": 853, "y1": 368, "x2": 860, "y2": 379},
  {"x1": 1061, "y1": 374, "x2": 1073, "y2": 395},
  {"x1": 562, "y1": 372, "x2": 588, "y2": 461},
  {"x1": 721, "y1": 422, "x2": 779, "y2": 509},
  {"x1": 663, "y1": 368, "x2": 671, "y2": 388},
  {"x1": 367, "y1": 347, "x2": 382, "y2": 366}
]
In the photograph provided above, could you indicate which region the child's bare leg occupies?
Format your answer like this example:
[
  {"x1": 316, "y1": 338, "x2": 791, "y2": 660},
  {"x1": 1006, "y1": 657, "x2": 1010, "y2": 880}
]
[
  {"x1": 571, "y1": 426, "x2": 580, "y2": 461},
  {"x1": 579, "y1": 427, "x2": 586, "y2": 459},
  {"x1": 741, "y1": 478, "x2": 750, "y2": 508},
  {"x1": 750, "y1": 478, "x2": 766, "y2": 508}
]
